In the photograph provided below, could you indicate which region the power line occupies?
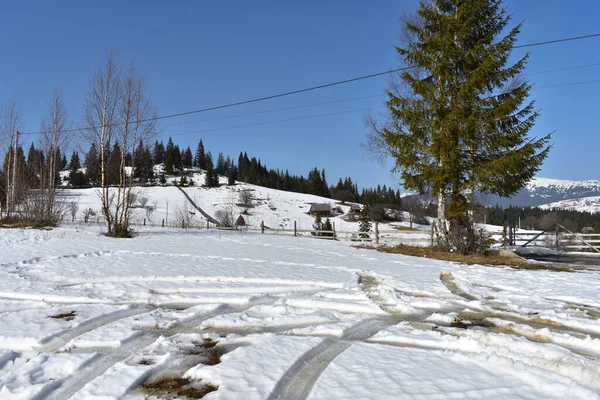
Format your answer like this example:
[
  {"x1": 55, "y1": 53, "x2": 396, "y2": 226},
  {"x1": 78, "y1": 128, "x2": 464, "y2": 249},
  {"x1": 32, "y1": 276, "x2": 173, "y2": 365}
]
[
  {"x1": 535, "y1": 79, "x2": 600, "y2": 89},
  {"x1": 21, "y1": 32, "x2": 600, "y2": 135},
  {"x1": 159, "y1": 77, "x2": 600, "y2": 138},
  {"x1": 164, "y1": 94, "x2": 384, "y2": 129},
  {"x1": 166, "y1": 106, "x2": 385, "y2": 138},
  {"x1": 162, "y1": 62, "x2": 600, "y2": 129},
  {"x1": 513, "y1": 33, "x2": 600, "y2": 49},
  {"x1": 4, "y1": 76, "x2": 600, "y2": 149},
  {"x1": 527, "y1": 62, "x2": 600, "y2": 75}
]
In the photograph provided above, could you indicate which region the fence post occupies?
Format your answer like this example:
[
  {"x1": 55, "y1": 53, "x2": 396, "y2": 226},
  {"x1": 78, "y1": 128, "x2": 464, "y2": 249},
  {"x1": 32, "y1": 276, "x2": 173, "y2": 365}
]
[
  {"x1": 509, "y1": 224, "x2": 514, "y2": 246},
  {"x1": 162, "y1": 219, "x2": 165, "y2": 227},
  {"x1": 430, "y1": 224, "x2": 434, "y2": 247},
  {"x1": 261, "y1": 221, "x2": 264, "y2": 234},
  {"x1": 555, "y1": 223, "x2": 559, "y2": 250},
  {"x1": 143, "y1": 218, "x2": 146, "y2": 226},
  {"x1": 332, "y1": 221, "x2": 336, "y2": 240},
  {"x1": 294, "y1": 221, "x2": 297, "y2": 237},
  {"x1": 503, "y1": 209, "x2": 507, "y2": 249},
  {"x1": 375, "y1": 222, "x2": 379, "y2": 245},
  {"x1": 207, "y1": 220, "x2": 209, "y2": 230}
]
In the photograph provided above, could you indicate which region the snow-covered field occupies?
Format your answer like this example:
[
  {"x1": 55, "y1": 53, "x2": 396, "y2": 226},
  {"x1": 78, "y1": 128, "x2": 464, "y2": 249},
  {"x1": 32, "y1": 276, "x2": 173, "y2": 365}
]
[
  {"x1": 65, "y1": 179, "x2": 431, "y2": 242},
  {"x1": 1, "y1": 225, "x2": 600, "y2": 399}
]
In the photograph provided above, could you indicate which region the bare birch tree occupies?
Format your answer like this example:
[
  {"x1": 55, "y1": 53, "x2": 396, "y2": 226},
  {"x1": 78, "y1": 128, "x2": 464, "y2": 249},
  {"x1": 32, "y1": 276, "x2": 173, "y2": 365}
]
[
  {"x1": 1, "y1": 97, "x2": 22, "y2": 218},
  {"x1": 38, "y1": 87, "x2": 69, "y2": 223},
  {"x1": 83, "y1": 49, "x2": 157, "y2": 237},
  {"x1": 83, "y1": 48, "x2": 121, "y2": 235},
  {"x1": 113, "y1": 63, "x2": 157, "y2": 234}
]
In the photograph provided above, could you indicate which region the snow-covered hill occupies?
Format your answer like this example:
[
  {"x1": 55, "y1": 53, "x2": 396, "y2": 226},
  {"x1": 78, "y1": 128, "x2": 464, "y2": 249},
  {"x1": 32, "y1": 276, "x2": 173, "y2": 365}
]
[
  {"x1": 68, "y1": 172, "x2": 365, "y2": 232},
  {"x1": 488, "y1": 177, "x2": 600, "y2": 208},
  {"x1": 539, "y1": 196, "x2": 600, "y2": 214}
]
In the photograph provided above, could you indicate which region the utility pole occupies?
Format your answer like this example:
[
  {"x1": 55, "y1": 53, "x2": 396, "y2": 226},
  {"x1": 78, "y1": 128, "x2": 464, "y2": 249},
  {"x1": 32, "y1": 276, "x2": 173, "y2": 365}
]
[{"x1": 9, "y1": 131, "x2": 19, "y2": 216}]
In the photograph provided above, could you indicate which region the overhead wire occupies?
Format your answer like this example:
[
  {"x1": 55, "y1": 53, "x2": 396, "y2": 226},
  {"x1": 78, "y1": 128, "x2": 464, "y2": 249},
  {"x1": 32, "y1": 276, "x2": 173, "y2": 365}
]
[{"x1": 15, "y1": 32, "x2": 600, "y2": 136}]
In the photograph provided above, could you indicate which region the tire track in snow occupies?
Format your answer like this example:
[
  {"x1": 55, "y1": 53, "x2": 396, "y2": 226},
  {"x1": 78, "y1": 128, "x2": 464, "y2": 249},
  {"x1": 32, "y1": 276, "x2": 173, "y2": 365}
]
[
  {"x1": 46, "y1": 332, "x2": 160, "y2": 400},
  {"x1": 39, "y1": 306, "x2": 154, "y2": 353},
  {"x1": 268, "y1": 317, "x2": 401, "y2": 400},
  {"x1": 46, "y1": 303, "x2": 263, "y2": 400}
]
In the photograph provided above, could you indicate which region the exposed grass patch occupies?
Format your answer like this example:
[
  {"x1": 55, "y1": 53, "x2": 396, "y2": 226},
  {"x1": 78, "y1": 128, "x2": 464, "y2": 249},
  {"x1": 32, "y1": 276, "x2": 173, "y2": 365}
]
[
  {"x1": 139, "y1": 377, "x2": 218, "y2": 399},
  {"x1": 355, "y1": 244, "x2": 581, "y2": 272},
  {"x1": 201, "y1": 345, "x2": 224, "y2": 365},
  {"x1": 184, "y1": 339, "x2": 224, "y2": 364},
  {"x1": 0, "y1": 216, "x2": 56, "y2": 229},
  {"x1": 48, "y1": 311, "x2": 77, "y2": 321},
  {"x1": 195, "y1": 337, "x2": 218, "y2": 348},
  {"x1": 392, "y1": 225, "x2": 420, "y2": 231}
]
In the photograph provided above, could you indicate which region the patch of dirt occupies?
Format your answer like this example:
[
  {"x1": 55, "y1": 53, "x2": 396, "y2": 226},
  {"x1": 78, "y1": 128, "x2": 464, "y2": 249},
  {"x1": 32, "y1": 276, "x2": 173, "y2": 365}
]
[
  {"x1": 392, "y1": 225, "x2": 420, "y2": 231},
  {"x1": 450, "y1": 317, "x2": 493, "y2": 330},
  {"x1": 139, "y1": 377, "x2": 218, "y2": 399},
  {"x1": 48, "y1": 311, "x2": 77, "y2": 321},
  {"x1": 355, "y1": 244, "x2": 581, "y2": 272},
  {"x1": 202, "y1": 346, "x2": 224, "y2": 365},
  {"x1": 183, "y1": 339, "x2": 224, "y2": 365},
  {"x1": 193, "y1": 338, "x2": 218, "y2": 348}
]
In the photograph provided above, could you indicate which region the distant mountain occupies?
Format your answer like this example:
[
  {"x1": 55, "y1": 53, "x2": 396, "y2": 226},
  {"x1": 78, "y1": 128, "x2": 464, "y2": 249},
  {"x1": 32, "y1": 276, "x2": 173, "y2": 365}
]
[
  {"x1": 486, "y1": 177, "x2": 600, "y2": 208},
  {"x1": 539, "y1": 196, "x2": 600, "y2": 214}
]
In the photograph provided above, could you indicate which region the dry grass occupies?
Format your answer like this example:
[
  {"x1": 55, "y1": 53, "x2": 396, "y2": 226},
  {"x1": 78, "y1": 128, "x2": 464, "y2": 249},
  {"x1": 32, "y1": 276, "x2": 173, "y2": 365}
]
[
  {"x1": 196, "y1": 338, "x2": 218, "y2": 348},
  {"x1": 184, "y1": 339, "x2": 224, "y2": 365},
  {"x1": 48, "y1": 311, "x2": 77, "y2": 321},
  {"x1": 139, "y1": 377, "x2": 218, "y2": 399},
  {"x1": 202, "y1": 346, "x2": 224, "y2": 365},
  {"x1": 356, "y1": 244, "x2": 581, "y2": 272},
  {"x1": 392, "y1": 225, "x2": 420, "y2": 231},
  {"x1": 0, "y1": 216, "x2": 56, "y2": 229}
]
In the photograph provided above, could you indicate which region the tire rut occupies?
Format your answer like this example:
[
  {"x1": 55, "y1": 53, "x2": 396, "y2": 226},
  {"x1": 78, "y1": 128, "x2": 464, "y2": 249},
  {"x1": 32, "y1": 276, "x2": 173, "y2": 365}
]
[
  {"x1": 268, "y1": 317, "x2": 400, "y2": 400},
  {"x1": 46, "y1": 303, "x2": 261, "y2": 400},
  {"x1": 39, "y1": 306, "x2": 154, "y2": 353}
]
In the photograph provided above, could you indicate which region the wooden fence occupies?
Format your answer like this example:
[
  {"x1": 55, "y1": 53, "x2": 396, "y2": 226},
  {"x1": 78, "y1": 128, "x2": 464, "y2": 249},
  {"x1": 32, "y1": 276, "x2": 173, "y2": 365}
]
[
  {"x1": 505, "y1": 223, "x2": 600, "y2": 253},
  {"x1": 254, "y1": 221, "x2": 435, "y2": 246}
]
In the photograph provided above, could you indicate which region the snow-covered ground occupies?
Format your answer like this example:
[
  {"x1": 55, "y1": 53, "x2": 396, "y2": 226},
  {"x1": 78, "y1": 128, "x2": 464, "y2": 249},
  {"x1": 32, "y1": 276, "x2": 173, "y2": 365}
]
[
  {"x1": 540, "y1": 196, "x2": 600, "y2": 214},
  {"x1": 1, "y1": 225, "x2": 600, "y2": 399}
]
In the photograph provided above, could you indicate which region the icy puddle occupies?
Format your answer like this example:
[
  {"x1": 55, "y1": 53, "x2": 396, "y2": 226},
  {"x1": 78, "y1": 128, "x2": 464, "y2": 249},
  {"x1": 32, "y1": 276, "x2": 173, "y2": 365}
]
[{"x1": 1, "y1": 227, "x2": 600, "y2": 399}]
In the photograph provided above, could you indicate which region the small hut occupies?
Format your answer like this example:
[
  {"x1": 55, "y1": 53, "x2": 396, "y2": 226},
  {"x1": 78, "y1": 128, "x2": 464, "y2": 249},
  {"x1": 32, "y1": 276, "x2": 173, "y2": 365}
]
[
  {"x1": 582, "y1": 226, "x2": 594, "y2": 234},
  {"x1": 235, "y1": 215, "x2": 246, "y2": 227},
  {"x1": 349, "y1": 204, "x2": 362, "y2": 214},
  {"x1": 308, "y1": 203, "x2": 332, "y2": 217}
]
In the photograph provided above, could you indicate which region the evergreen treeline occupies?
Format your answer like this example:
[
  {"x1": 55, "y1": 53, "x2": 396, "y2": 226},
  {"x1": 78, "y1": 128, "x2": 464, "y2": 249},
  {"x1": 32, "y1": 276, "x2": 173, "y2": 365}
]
[
  {"x1": 68, "y1": 136, "x2": 403, "y2": 207},
  {"x1": 486, "y1": 205, "x2": 600, "y2": 233}
]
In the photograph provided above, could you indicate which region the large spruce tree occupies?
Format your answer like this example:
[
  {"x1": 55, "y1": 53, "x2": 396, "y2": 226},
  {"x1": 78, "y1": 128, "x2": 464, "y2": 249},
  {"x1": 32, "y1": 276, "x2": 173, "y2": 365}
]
[{"x1": 371, "y1": 0, "x2": 551, "y2": 252}]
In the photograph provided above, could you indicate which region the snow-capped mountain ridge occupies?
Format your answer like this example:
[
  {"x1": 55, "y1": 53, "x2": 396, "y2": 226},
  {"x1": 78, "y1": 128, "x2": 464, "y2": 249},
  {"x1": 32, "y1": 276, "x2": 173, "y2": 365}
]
[
  {"x1": 539, "y1": 196, "x2": 600, "y2": 214},
  {"x1": 490, "y1": 177, "x2": 600, "y2": 207},
  {"x1": 525, "y1": 177, "x2": 600, "y2": 192}
]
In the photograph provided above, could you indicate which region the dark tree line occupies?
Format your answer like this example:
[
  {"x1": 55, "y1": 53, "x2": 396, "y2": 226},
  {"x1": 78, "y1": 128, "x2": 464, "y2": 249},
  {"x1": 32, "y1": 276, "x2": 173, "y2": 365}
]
[
  {"x1": 70, "y1": 136, "x2": 404, "y2": 207},
  {"x1": 487, "y1": 205, "x2": 600, "y2": 233}
]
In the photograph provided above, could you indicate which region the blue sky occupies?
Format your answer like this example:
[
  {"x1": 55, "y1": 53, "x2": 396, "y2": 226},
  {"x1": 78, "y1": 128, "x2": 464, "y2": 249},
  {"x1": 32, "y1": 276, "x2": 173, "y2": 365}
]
[{"x1": 1, "y1": 0, "x2": 599, "y2": 190}]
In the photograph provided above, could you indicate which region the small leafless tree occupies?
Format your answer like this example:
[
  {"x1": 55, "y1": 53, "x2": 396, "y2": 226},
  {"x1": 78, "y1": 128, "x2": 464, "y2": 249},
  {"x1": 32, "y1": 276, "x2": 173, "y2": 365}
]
[
  {"x1": 137, "y1": 196, "x2": 149, "y2": 208},
  {"x1": 1, "y1": 97, "x2": 22, "y2": 217},
  {"x1": 69, "y1": 201, "x2": 79, "y2": 222},
  {"x1": 174, "y1": 202, "x2": 197, "y2": 229},
  {"x1": 215, "y1": 204, "x2": 234, "y2": 228},
  {"x1": 82, "y1": 207, "x2": 96, "y2": 223},
  {"x1": 82, "y1": 49, "x2": 157, "y2": 237},
  {"x1": 38, "y1": 87, "x2": 70, "y2": 224},
  {"x1": 144, "y1": 204, "x2": 155, "y2": 222},
  {"x1": 238, "y1": 189, "x2": 254, "y2": 214},
  {"x1": 83, "y1": 48, "x2": 121, "y2": 234}
]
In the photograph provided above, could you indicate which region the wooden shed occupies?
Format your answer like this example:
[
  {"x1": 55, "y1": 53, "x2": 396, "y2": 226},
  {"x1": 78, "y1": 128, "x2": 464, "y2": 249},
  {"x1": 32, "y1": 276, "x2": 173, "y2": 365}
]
[
  {"x1": 308, "y1": 203, "x2": 332, "y2": 217},
  {"x1": 235, "y1": 215, "x2": 246, "y2": 227}
]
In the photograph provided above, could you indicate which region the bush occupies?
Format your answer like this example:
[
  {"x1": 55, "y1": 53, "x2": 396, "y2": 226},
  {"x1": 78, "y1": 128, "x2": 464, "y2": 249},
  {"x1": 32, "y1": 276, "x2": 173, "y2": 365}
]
[{"x1": 438, "y1": 222, "x2": 493, "y2": 255}]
